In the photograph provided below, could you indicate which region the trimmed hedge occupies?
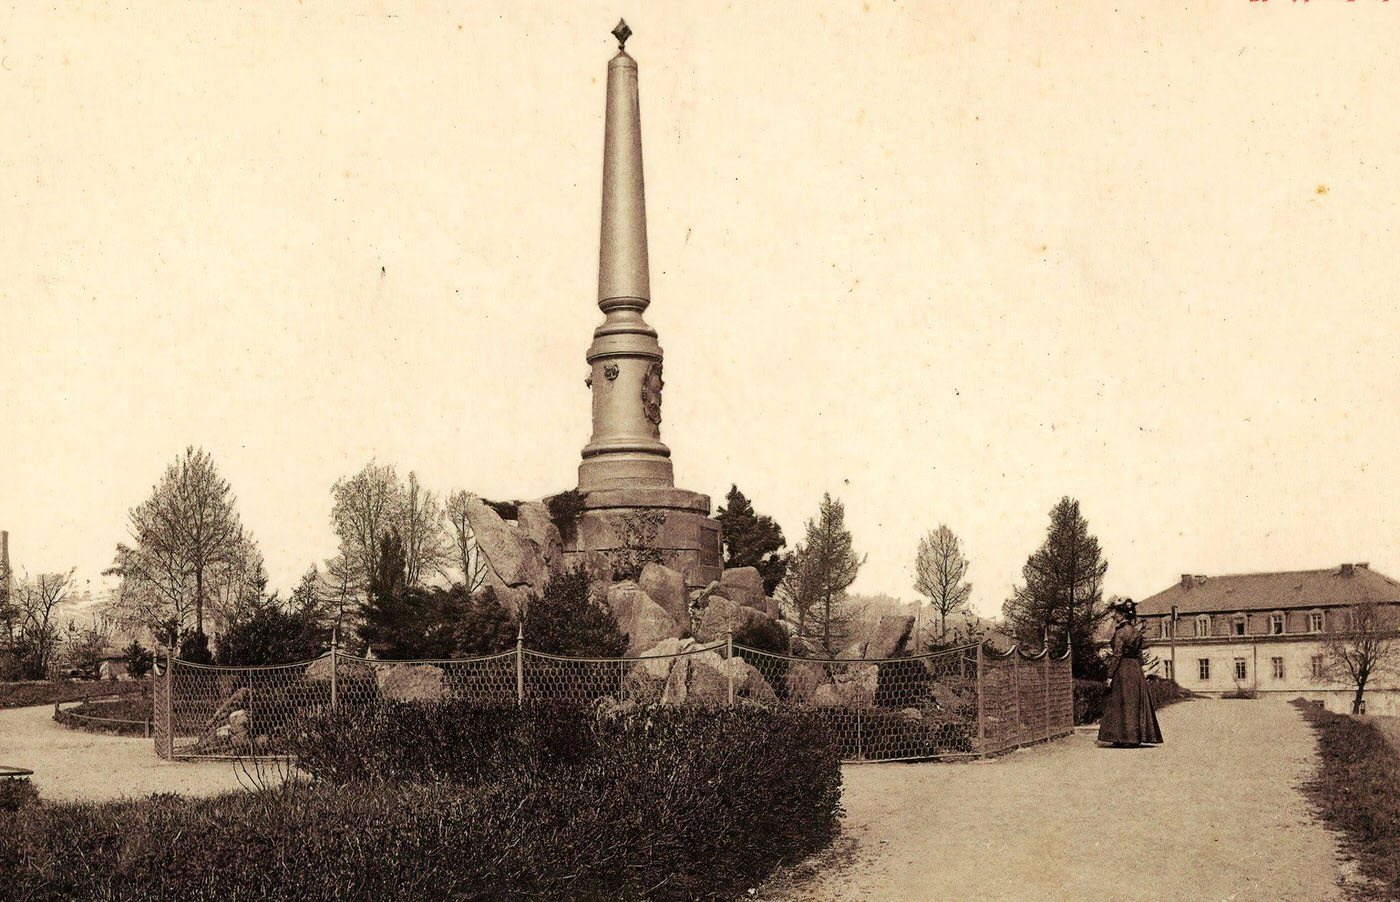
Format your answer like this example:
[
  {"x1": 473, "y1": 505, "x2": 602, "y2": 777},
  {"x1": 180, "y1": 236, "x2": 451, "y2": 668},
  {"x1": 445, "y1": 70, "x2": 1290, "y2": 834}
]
[
  {"x1": 53, "y1": 696, "x2": 153, "y2": 737},
  {"x1": 0, "y1": 679, "x2": 147, "y2": 710},
  {"x1": 0, "y1": 703, "x2": 843, "y2": 901}
]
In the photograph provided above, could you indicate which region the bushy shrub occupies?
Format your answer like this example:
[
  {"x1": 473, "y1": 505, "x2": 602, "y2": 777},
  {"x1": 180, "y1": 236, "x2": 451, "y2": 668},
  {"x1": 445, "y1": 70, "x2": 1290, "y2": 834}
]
[
  {"x1": 1148, "y1": 677, "x2": 1194, "y2": 709},
  {"x1": 482, "y1": 498, "x2": 520, "y2": 520},
  {"x1": 123, "y1": 640, "x2": 154, "y2": 678},
  {"x1": 1075, "y1": 679, "x2": 1108, "y2": 724},
  {"x1": 524, "y1": 568, "x2": 627, "y2": 658},
  {"x1": 545, "y1": 489, "x2": 587, "y2": 542},
  {"x1": 446, "y1": 586, "x2": 518, "y2": 656},
  {"x1": 178, "y1": 630, "x2": 212, "y2": 665},
  {"x1": 0, "y1": 777, "x2": 38, "y2": 812},
  {"x1": 1, "y1": 704, "x2": 842, "y2": 902},
  {"x1": 216, "y1": 598, "x2": 329, "y2": 666},
  {"x1": 286, "y1": 700, "x2": 596, "y2": 787},
  {"x1": 733, "y1": 615, "x2": 790, "y2": 655}
]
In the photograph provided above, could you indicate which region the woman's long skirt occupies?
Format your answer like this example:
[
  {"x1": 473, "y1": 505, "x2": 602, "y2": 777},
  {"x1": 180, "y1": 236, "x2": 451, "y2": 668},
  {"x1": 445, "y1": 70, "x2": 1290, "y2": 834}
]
[{"x1": 1097, "y1": 658, "x2": 1164, "y2": 745}]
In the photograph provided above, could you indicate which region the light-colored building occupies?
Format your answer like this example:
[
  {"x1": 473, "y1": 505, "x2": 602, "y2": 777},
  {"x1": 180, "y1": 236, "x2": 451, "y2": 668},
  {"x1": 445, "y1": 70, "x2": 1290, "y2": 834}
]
[{"x1": 1137, "y1": 563, "x2": 1400, "y2": 715}]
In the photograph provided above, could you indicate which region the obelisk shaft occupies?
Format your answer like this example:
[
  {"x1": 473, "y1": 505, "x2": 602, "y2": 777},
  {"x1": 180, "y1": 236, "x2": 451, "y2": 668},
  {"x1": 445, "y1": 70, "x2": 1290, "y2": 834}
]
[{"x1": 578, "y1": 43, "x2": 674, "y2": 491}]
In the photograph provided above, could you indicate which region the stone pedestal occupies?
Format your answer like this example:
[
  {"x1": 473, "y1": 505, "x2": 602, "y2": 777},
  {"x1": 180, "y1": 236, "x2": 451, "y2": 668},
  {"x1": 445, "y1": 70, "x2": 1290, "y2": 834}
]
[{"x1": 561, "y1": 487, "x2": 722, "y2": 589}]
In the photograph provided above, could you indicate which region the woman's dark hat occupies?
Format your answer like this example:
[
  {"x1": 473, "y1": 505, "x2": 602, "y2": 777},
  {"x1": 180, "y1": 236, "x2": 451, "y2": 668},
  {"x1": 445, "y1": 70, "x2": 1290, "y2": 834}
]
[{"x1": 1113, "y1": 599, "x2": 1137, "y2": 618}]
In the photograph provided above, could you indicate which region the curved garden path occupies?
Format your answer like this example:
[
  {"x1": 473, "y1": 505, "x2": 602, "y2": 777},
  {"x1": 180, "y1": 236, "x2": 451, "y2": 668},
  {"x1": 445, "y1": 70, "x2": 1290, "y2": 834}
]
[
  {"x1": 766, "y1": 698, "x2": 1360, "y2": 902},
  {"x1": 0, "y1": 704, "x2": 249, "y2": 802}
]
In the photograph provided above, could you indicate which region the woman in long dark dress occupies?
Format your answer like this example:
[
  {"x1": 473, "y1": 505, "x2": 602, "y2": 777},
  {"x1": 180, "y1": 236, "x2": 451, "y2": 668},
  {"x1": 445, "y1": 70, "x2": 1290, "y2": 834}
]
[{"x1": 1098, "y1": 599, "x2": 1164, "y2": 747}]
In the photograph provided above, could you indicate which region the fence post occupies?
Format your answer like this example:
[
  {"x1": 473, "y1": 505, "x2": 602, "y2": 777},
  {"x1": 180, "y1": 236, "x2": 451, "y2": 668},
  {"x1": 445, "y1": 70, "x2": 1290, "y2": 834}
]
[
  {"x1": 329, "y1": 632, "x2": 339, "y2": 713},
  {"x1": 975, "y1": 642, "x2": 985, "y2": 754},
  {"x1": 1012, "y1": 651, "x2": 1020, "y2": 749},
  {"x1": 164, "y1": 646, "x2": 173, "y2": 759},
  {"x1": 726, "y1": 630, "x2": 735, "y2": 708},
  {"x1": 515, "y1": 624, "x2": 525, "y2": 705},
  {"x1": 1045, "y1": 655, "x2": 1051, "y2": 744}
]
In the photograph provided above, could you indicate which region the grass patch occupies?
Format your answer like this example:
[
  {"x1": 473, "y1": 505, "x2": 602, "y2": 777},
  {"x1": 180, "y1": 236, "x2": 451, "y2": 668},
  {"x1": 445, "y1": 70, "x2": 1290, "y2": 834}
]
[
  {"x1": 2, "y1": 703, "x2": 843, "y2": 901},
  {"x1": 0, "y1": 679, "x2": 147, "y2": 710},
  {"x1": 1294, "y1": 699, "x2": 1400, "y2": 899},
  {"x1": 0, "y1": 778, "x2": 39, "y2": 813}
]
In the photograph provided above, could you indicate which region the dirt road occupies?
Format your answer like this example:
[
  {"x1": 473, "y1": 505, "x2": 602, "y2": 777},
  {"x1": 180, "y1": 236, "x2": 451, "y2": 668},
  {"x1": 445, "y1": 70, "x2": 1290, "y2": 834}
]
[
  {"x1": 769, "y1": 698, "x2": 1354, "y2": 902},
  {"x1": 0, "y1": 704, "x2": 251, "y2": 802}
]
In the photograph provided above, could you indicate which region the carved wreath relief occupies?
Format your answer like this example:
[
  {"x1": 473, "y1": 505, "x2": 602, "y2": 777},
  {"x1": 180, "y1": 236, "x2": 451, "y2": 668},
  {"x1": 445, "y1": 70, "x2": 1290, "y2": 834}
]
[{"x1": 641, "y1": 361, "x2": 664, "y2": 425}]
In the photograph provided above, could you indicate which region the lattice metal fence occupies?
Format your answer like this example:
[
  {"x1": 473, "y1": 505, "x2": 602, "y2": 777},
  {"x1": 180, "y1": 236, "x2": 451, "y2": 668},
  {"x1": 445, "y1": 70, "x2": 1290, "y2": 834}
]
[{"x1": 153, "y1": 639, "x2": 1073, "y2": 762}]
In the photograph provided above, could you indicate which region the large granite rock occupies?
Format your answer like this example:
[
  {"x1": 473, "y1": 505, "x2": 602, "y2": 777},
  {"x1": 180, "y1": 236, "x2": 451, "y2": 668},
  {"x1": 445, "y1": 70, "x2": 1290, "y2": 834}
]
[
  {"x1": 718, "y1": 567, "x2": 766, "y2": 610},
  {"x1": 784, "y1": 660, "x2": 828, "y2": 705},
  {"x1": 623, "y1": 637, "x2": 777, "y2": 706},
  {"x1": 864, "y1": 615, "x2": 916, "y2": 660},
  {"x1": 465, "y1": 497, "x2": 548, "y2": 590},
  {"x1": 378, "y1": 663, "x2": 446, "y2": 702},
  {"x1": 638, "y1": 562, "x2": 689, "y2": 626},
  {"x1": 607, "y1": 581, "x2": 683, "y2": 656},
  {"x1": 693, "y1": 595, "x2": 768, "y2": 644},
  {"x1": 516, "y1": 501, "x2": 566, "y2": 578}
]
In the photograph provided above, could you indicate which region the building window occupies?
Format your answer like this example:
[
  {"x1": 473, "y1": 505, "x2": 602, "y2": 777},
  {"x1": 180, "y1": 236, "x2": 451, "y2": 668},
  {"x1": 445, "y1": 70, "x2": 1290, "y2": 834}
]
[
  {"x1": 1162, "y1": 618, "x2": 1173, "y2": 638},
  {"x1": 1232, "y1": 614, "x2": 1246, "y2": 636},
  {"x1": 1234, "y1": 658, "x2": 1247, "y2": 681},
  {"x1": 1195, "y1": 615, "x2": 1210, "y2": 638},
  {"x1": 1311, "y1": 655, "x2": 1325, "y2": 679},
  {"x1": 1270, "y1": 612, "x2": 1285, "y2": 635},
  {"x1": 1272, "y1": 657, "x2": 1285, "y2": 679},
  {"x1": 1309, "y1": 612, "x2": 1323, "y2": 633},
  {"x1": 1198, "y1": 658, "x2": 1210, "y2": 681},
  {"x1": 1162, "y1": 659, "x2": 1174, "y2": 680}
]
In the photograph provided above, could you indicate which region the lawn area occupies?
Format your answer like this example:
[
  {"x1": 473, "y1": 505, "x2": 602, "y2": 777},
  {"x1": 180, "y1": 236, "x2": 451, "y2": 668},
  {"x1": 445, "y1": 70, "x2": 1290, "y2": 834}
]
[
  {"x1": 0, "y1": 679, "x2": 148, "y2": 710},
  {"x1": 1295, "y1": 699, "x2": 1400, "y2": 900}
]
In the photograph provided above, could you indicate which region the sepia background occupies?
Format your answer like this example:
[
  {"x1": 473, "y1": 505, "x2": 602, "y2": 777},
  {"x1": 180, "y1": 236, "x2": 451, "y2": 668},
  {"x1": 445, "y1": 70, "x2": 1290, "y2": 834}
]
[{"x1": 2, "y1": 0, "x2": 1398, "y2": 616}]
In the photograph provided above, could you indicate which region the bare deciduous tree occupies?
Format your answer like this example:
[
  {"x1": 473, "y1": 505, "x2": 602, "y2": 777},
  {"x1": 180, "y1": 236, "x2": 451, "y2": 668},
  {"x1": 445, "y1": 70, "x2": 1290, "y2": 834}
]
[
  {"x1": 327, "y1": 461, "x2": 400, "y2": 603},
  {"x1": 445, "y1": 490, "x2": 490, "y2": 593},
  {"x1": 913, "y1": 525, "x2": 973, "y2": 641},
  {"x1": 399, "y1": 472, "x2": 450, "y2": 587},
  {"x1": 107, "y1": 447, "x2": 251, "y2": 641},
  {"x1": 11, "y1": 568, "x2": 76, "y2": 677},
  {"x1": 327, "y1": 462, "x2": 450, "y2": 604},
  {"x1": 1322, "y1": 595, "x2": 1400, "y2": 715}
]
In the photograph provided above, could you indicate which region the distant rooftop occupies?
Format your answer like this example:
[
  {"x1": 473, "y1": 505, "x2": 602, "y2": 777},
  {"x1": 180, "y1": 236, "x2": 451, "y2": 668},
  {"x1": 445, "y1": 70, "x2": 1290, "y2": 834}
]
[{"x1": 1137, "y1": 564, "x2": 1400, "y2": 616}]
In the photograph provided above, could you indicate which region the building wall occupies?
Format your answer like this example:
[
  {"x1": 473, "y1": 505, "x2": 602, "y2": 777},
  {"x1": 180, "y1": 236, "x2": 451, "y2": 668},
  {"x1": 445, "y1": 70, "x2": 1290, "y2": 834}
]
[{"x1": 1146, "y1": 637, "x2": 1400, "y2": 714}]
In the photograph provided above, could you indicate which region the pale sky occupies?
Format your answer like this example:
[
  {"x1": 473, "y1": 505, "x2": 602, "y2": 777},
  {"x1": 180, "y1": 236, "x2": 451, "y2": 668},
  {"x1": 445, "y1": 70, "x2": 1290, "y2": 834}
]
[{"x1": 3, "y1": 1, "x2": 1398, "y2": 618}]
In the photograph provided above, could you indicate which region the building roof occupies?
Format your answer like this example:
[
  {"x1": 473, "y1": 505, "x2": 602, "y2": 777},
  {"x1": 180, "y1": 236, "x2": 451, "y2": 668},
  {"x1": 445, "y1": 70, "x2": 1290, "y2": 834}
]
[{"x1": 1137, "y1": 564, "x2": 1400, "y2": 616}]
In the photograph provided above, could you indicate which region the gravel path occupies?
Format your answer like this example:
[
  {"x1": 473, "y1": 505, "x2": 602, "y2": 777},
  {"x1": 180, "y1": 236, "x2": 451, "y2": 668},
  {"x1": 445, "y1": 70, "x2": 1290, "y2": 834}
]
[
  {"x1": 0, "y1": 704, "x2": 251, "y2": 802},
  {"x1": 768, "y1": 698, "x2": 1352, "y2": 902}
]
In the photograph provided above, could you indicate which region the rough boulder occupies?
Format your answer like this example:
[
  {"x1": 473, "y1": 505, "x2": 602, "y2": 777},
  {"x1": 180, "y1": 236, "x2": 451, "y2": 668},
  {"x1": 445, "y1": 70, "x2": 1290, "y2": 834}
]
[
  {"x1": 377, "y1": 663, "x2": 446, "y2": 702},
  {"x1": 607, "y1": 581, "x2": 684, "y2": 656}
]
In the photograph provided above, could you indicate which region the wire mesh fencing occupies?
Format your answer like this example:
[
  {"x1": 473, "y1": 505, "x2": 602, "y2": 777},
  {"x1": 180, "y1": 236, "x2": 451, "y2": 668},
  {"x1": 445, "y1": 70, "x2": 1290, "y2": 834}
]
[{"x1": 153, "y1": 639, "x2": 1073, "y2": 762}]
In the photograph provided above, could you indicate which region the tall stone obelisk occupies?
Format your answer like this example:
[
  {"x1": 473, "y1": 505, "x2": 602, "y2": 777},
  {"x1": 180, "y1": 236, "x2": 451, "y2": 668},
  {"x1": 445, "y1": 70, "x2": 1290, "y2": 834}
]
[{"x1": 564, "y1": 21, "x2": 722, "y2": 589}]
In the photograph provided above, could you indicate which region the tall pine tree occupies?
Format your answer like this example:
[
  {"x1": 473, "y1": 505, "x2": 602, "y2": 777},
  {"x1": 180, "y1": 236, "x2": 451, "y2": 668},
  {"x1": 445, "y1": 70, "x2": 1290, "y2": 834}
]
[
  {"x1": 714, "y1": 485, "x2": 789, "y2": 595},
  {"x1": 783, "y1": 493, "x2": 864, "y2": 655},
  {"x1": 1001, "y1": 497, "x2": 1110, "y2": 679}
]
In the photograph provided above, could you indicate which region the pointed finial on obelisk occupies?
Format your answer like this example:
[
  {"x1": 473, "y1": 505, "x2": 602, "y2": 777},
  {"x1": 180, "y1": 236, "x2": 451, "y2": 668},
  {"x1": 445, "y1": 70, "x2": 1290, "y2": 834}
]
[{"x1": 612, "y1": 19, "x2": 632, "y2": 51}]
